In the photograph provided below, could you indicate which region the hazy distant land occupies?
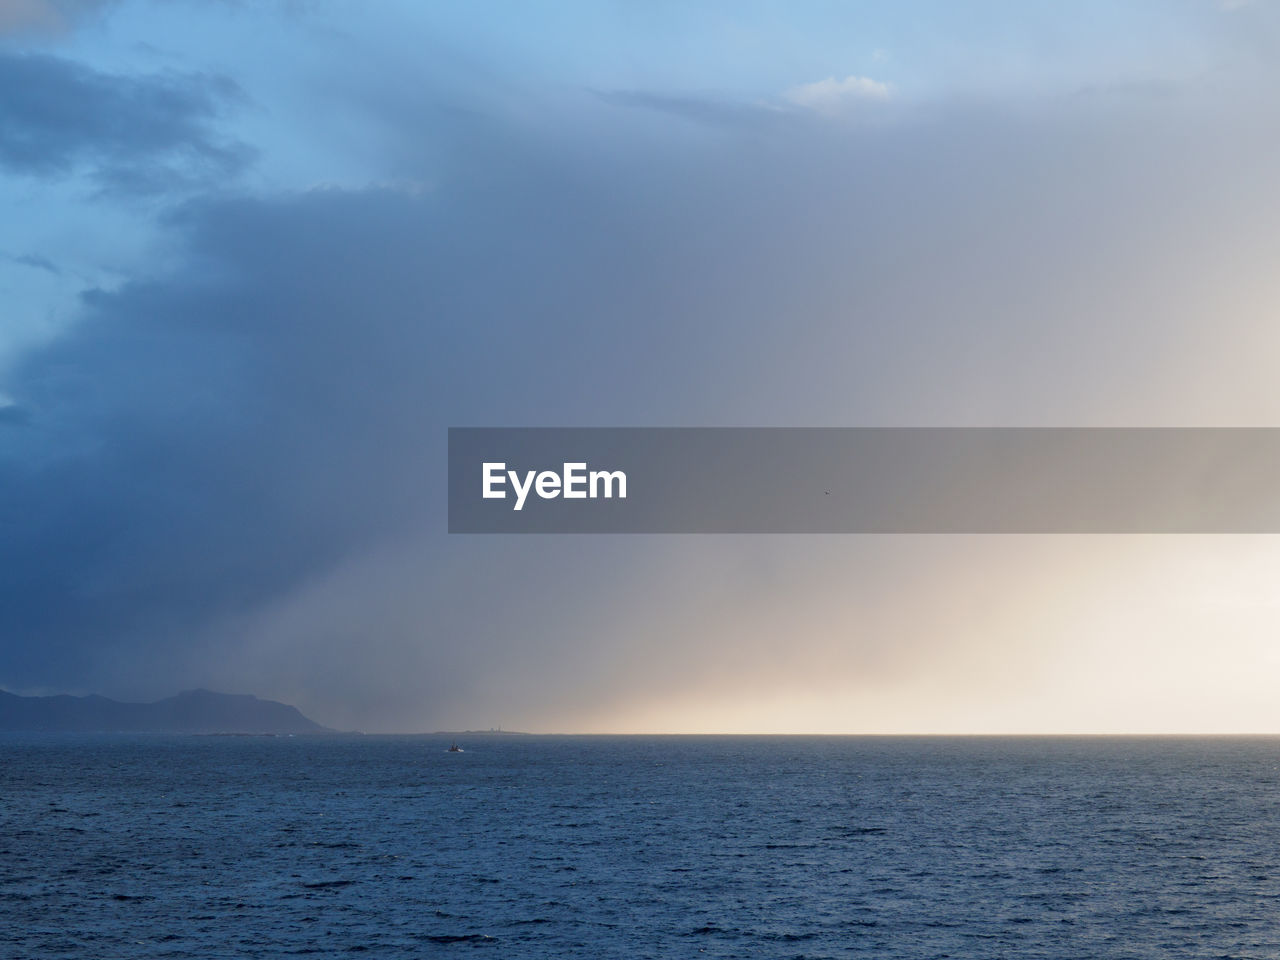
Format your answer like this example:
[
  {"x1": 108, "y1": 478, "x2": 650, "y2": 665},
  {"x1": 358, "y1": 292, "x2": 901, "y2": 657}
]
[
  {"x1": 431, "y1": 729, "x2": 531, "y2": 736},
  {"x1": 0, "y1": 688, "x2": 329, "y2": 734}
]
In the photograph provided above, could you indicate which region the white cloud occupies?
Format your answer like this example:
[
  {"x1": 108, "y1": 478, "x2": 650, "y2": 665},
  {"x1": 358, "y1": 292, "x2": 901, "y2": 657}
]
[{"x1": 784, "y1": 75, "x2": 891, "y2": 113}]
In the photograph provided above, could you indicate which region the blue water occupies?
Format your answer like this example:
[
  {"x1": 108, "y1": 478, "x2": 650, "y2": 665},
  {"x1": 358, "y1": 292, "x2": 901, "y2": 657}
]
[{"x1": 3, "y1": 735, "x2": 1280, "y2": 958}]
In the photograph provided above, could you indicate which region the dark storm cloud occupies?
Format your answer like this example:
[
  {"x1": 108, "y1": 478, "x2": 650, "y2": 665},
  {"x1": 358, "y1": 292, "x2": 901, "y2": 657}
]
[
  {"x1": 1, "y1": 189, "x2": 444, "y2": 683},
  {"x1": 0, "y1": 108, "x2": 789, "y2": 697},
  {"x1": 3, "y1": 73, "x2": 1280, "y2": 728},
  {"x1": 0, "y1": 53, "x2": 251, "y2": 193},
  {"x1": 0, "y1": 164, "x2": 682, "y2": 691}
]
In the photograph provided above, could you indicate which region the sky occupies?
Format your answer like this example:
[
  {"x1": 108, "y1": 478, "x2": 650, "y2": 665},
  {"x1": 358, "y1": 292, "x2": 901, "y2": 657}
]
[{"x1": 3, "y1": 0, "x2": 1280, "y2": 732}]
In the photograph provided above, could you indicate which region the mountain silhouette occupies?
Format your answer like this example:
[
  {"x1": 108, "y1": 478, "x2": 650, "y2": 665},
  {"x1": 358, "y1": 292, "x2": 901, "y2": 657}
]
[{"x1": 0, "y1": 688, "x2": 328, "y2": 734}]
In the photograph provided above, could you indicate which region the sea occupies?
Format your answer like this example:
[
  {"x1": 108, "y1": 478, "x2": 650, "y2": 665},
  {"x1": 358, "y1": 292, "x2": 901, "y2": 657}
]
[{"x1": 2, "y1": 735, "x2": 1279, "y2": 959}]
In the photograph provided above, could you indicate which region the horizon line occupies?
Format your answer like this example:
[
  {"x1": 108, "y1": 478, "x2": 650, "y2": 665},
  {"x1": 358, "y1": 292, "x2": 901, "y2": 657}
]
[{"x1": 397, "y1": 730, "x2": 1280, "y2": 738}]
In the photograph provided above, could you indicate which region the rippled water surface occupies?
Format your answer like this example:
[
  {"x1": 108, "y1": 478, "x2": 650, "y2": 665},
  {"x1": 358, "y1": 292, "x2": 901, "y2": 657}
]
[{"x1": 3, "y1": 735, "x2": 1280, "y2": 958}]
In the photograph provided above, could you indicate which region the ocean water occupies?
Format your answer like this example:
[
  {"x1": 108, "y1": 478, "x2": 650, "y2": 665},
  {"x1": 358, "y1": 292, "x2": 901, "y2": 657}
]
[{"x1": 2, "y1": 736, "x2": 1279, "y2": 959}]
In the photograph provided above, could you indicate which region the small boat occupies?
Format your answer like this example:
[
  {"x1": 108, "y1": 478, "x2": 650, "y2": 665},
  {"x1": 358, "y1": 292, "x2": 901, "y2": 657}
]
[{"x1": 447, "y1": 742, "x2": 463, "y2": 753}]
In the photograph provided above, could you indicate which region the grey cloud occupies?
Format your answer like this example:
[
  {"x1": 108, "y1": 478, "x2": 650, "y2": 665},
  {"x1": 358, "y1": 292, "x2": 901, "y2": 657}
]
[
  {"x1": 6, "y1": 252, "x2": 60, "y2": 275},
  {"x1": 0, "y1": 0, "x2": 117, "y2": 37},
  {"x1": 0, "y1": 53, "x2": 252, "y2": 194},
  {"x1": 596, "y1": 89, "x2": 793, "y2": 129}
]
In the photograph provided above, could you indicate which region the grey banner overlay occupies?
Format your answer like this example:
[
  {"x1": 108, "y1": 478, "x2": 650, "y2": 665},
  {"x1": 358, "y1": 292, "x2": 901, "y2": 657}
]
[{"x1": 448, "y1": 428, "x2": 1280, "y2": 533}]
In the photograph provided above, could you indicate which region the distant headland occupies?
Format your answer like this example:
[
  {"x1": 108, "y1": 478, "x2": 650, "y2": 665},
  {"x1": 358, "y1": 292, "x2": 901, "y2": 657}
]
[
  {"x1": 0, "y1": 688, "x2": 329, "y2": 734},
  {"x1": 430, "y1": 728, "x2": 530, "y2": 736}
]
